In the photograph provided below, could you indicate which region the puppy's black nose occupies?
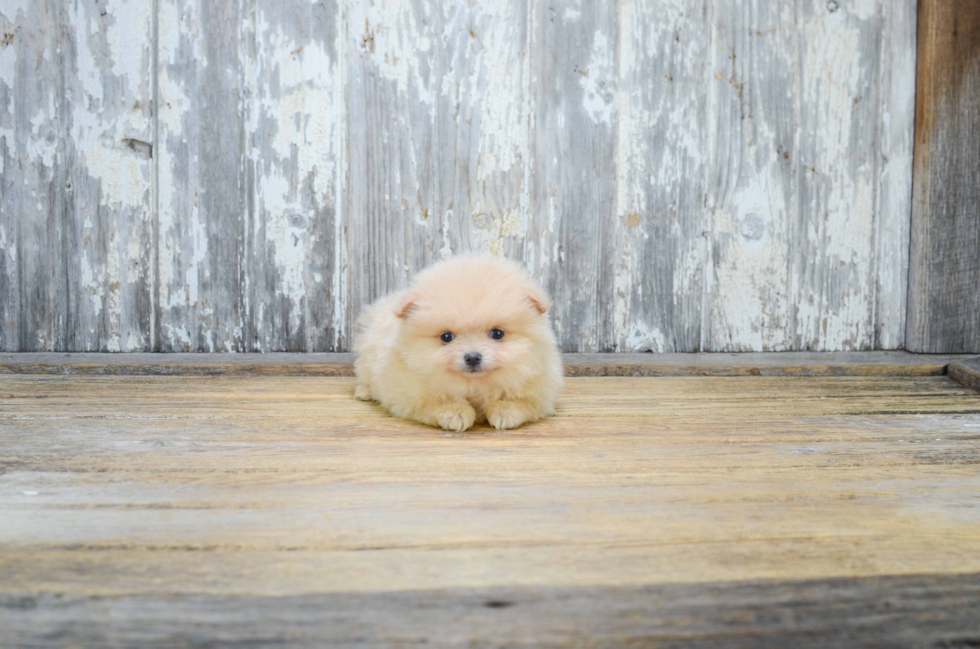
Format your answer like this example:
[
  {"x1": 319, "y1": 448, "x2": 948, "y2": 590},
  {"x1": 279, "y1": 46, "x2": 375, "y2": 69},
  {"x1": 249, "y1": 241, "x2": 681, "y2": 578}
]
[{"x1": 464, "y1": 352, "x2": 482, "y2": 368}]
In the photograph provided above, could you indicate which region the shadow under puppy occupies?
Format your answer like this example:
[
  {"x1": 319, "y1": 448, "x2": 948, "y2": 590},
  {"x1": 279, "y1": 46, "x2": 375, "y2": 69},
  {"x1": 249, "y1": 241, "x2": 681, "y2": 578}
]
[{"x1": 354, "y1": 255, "x2": 563, "y2": 432}]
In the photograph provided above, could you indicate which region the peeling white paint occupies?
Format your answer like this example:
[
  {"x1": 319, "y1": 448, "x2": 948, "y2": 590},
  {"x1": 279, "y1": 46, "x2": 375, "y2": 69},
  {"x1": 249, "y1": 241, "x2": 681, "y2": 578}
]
[
  {"x1": 352, "y1": 0, "x2": 435, "y2": 107},
  {"x1": 874, "y1": 0, "x2": 916, "y2": 349},
  {"x1": 69, "y1": 3, "x2": 106, "y2": 106},
  {"x1": 0, "y1": 11, "x2": 20, "y2": 141},
  {"x1": 850, "y1": 0, "x2": 877, "y2": 21},
  {"x1": 80, "y1": 252, "x2": 103, "y2": 317},
  {"x1": 104, "y1": 0, "x2": 152, "y2": 97},
  {"x1": 250, "y1": 5, "x2": 343, "y2": 343},
  {"x1": 27, "y1": 108, "x2": 57, "y2": 167},
  {"x1": 579, "y1": 31, "x2": 616, "y2": 126},
  {"x1": 164, "y1": 324, "x2": 193, "y2": 350},
  {"x1": 0, "y1": 0, "x2": 31, "y2": 22},
  {"x1": 470, "y1": 209, "x2": 525, "y2": 256},
  {"x1": 796, "y1": 5, "x2": 876, "y2": 350},
  {"x1": 331, "y1": 4, "x2": 349, "y2": 350},
  {"x1": 707, "y1": 169, "x2": 792, "y2": 351},
  {"x1": 2, "y1": 0, "x2": 919, "y2": 353},
  {"x1": 625, "y1": 322, "x2": 667, "y2": 353},
  {"x1": 156, "y1": 0, "x2": 195, "y2": 317}
]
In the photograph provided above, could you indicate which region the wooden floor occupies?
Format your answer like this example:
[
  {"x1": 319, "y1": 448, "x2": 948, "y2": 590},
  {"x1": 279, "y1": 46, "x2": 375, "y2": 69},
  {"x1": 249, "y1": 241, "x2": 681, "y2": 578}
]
[{"x1": 3, "y1": 369, "x2": 980, "y2": 647}]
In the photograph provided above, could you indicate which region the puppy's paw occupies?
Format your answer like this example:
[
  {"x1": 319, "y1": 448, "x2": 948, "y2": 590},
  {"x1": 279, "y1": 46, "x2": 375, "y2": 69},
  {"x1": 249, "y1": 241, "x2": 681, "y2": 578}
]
[
  {"x1": 354, "y1": 383, "x2": 372, "y2": 401},
  {"x1": 435, "y1": 404, "x2": 476, "y2": 432},
  {"x1": 486, "y1": 401, "x2": 532, "y2": 430}
]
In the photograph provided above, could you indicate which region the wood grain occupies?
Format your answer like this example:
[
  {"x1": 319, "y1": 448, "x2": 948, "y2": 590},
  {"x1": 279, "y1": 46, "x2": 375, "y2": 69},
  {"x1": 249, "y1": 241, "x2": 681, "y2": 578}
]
[
  {"x1": 1, "y1": 374, "x2": 980, "y2": 644},
  {"x1": 156, "y1": 0, "x2": 249, "y2": 352},
  {"x1": 796, "y1": 0, "x2": 881, "y2": 351},
  {"x1": 611, "y1": 0, "x2": 706, "y2": 352},
  {"x1": 949, "y1": 357, "x2": 980, "y2": 393},
  {"x1": 704, "y1": 0, "x2": 918, "y2": 352},
  {"x1": 526, "y1": 0, "x2": 618, "y2": 352},
  {"x1": 703, "y1": 0, "x2": 799, "y2": 352},
  {"x1": 0, "y1": 0, "x2": 155, "y2": 352},
  {"x1": 246, "y1": 0, "x2": 345, "y2": 352},
  {"x1": 1, "y1": 351, "x2": 976, "y2": 377},
  {"x1": 346, "y1": 0, "x2": 530, "y2": 339},
  {"x1": 0, "y1": 0, "x2": 67, "y2": 352},
  {"x1": 875, "y1": 0, "x2": 917, "y2": 350},
  {"x1": 907, "y1": 0, "x2": 980, "y2": 353},
  {"x1": 0, "y1": 1, "x2": 928, "y2": 353},
  {"x1": 3, "y1": 574, "x2": 980, "y2": 648},
  {"x1": 65, "y1": 0, "x2": 155, "y2": 352}
]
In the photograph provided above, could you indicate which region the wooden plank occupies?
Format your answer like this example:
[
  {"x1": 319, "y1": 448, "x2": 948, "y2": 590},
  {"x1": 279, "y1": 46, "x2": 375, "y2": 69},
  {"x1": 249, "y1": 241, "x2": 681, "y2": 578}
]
[
  {"x1": 907, "y1": 0, "x2": 980, "y2": 353},
  {"x1": 156, "y1": 0, "x2": 248, "y2": 352},
  {"x1": 949, "y1": 357, "x2": 980, "y2": 393},
  {"x1": 795, "y1": 0, "x2": 884, "y2": 351},
  {"x1": 0, "y1": 1, "x2": 69, "y2": 352},
  {"x1": 561, "y1": 351, "x2": 975, "y2": 377},
  {"x1": 526, "y1": 0, "x2": 618, "y2": 352},
  {"x1": 65, "y1": 0, "x2": 155, "y2": 352},
  {"x1": 345, "y1": 0, "x2": 530, "y2": 337},
  {"x1": 0, "y1": 352, "x2": 976, "y2": 377},
  {"x1": 3, "y1": 574, "x2": 980, "y2": 648},
  {"x1": 0, "y1": 1, "x2": 154, "y2": 353},
  {"x1": 703, "y1": 0, "x2": 799, "y2": 351},
  {"x1": 1, "y1": 374, "x2": 980, "y2": 645},
  {"x1": 704, "y1": 1, "x2": 916, "y2": 352},
  {"x1": 0, "y1": 4, "x2": 19, "y2": 351},
  {"x1": 874, "y1": 0, "x2": 917, "y2": 349},
  {"x1": 0, "y1": 352, "x2": 358, "y2": 376},
  {"x1": 246, "y1": 0, "x2": 345, "y2": 352},
  {"x1": 610, "y1": 0, "x2": 706, "y2": 352}
]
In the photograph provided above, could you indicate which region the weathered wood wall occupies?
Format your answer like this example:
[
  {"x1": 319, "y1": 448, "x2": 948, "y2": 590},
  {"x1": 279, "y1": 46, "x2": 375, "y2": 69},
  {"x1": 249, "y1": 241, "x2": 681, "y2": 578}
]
[
  {"x1": 0, "y1": 0, "x2": 922, "y2": 352},
  {"x1": 906, "y1": 0, "x2": 980, "y2": 354}
]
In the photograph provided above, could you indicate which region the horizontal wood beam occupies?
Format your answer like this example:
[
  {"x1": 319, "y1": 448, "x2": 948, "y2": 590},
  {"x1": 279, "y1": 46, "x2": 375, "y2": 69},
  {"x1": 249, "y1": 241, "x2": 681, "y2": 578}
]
[
  {"x1": 3, "y1": 574, "x2": 980, "y2": 648},
  {"x1": 0, "y1": 352, "x2": 975, "y2": 377},
  {"x1": 949, "y1": 357, "x2": 980, "y2": 392}
]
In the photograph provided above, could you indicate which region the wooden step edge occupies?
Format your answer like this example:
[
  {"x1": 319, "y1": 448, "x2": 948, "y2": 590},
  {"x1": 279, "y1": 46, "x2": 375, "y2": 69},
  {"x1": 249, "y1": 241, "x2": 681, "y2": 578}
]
[
  {"x1": 948, "y1": 358, "x2": 980, "y2": 393},
  {"x1": 0, "y1": 352, "x2": 976, "y2": 378}
]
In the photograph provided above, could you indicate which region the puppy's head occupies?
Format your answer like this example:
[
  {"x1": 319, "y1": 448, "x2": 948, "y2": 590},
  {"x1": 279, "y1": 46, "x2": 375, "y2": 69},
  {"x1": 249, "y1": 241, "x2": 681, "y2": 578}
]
[{"x1": 394, "y1": 255, "x2": 553, "y2": 389}]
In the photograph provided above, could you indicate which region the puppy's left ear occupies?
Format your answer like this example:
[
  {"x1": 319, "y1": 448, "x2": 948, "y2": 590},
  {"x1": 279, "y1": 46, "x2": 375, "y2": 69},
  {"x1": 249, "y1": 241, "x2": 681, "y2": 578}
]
[
  {"x1": 527, "y1": 290, "x2": 550, "y2": 315},
  {"x1": 395, "y1": 293, "x2": 419, "y2": 319}
]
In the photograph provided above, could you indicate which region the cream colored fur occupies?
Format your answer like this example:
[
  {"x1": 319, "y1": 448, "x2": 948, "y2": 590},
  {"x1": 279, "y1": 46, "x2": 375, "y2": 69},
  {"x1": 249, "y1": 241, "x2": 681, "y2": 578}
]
[{"x1": 354, "y1": 255, "x2": 563, "y2": 432}]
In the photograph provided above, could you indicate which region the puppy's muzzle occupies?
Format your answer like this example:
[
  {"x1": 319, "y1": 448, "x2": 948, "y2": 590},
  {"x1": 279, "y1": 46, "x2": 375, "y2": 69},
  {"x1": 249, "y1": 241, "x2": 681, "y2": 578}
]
[{"x1": 463, "y1": 352, "x2": 483, "y2": 371}]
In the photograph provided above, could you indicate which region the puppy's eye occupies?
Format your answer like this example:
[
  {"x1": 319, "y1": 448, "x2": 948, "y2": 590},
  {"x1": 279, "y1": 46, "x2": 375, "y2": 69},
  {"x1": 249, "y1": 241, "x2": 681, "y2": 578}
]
[
  {"x1": 440, "y1": 332, "x2": 455, "y2": 344},
  {"x1": 489, "y1": 328, "x2": 505, "y2": 340}
]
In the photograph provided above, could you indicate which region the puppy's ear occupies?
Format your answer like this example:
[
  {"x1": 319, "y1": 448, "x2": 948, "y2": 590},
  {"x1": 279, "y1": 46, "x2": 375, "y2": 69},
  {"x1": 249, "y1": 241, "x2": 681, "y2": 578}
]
[
  {"x1": 527, "y1": 290, "x2": 550, "y2": 315},
  {"x1": 394, "y1": 293, "x2": 419, "y2": 319}
]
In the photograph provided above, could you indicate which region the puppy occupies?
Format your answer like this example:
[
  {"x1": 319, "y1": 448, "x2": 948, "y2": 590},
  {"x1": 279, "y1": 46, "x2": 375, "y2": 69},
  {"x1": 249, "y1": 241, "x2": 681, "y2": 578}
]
[{"x1": 354, "y1": 254, "x2": 563, "y2": 432}]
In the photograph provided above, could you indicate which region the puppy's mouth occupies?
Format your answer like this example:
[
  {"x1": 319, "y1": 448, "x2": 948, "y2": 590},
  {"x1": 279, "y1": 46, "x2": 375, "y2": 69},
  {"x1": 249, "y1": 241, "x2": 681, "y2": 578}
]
[{"x1": 457, "y1": 365, "x2": 497, "y2": 376}]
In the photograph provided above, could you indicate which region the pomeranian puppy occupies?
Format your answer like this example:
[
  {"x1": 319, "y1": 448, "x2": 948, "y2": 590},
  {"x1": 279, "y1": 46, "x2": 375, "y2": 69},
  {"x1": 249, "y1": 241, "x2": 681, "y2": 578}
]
[{"x1": 354, "y1": 254, "x2": 563, "y2": 432}]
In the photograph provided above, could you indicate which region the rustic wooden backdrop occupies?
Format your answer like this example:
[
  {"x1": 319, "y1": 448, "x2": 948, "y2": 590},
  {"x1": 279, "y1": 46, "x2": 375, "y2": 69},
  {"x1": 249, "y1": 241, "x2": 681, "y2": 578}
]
[{"x1": 0, "y1": 0, "x2": 934, "y2": 353}]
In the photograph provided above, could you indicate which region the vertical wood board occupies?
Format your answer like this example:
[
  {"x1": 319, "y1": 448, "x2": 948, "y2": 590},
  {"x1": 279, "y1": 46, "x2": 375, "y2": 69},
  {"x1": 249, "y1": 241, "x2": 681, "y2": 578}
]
[
  {"x1": 246, "y1": 0, "x2": 345, "y2": 351},
  {"x1": 907, "y1": 0, "x2": 980, "y2": 353},
  {"x1": 0, "y1": 0, "x2": 154, "y2": 352},
  {"x1": 345, "y1": 0, "x2": 530, "y2": 338},
  {"x1": 156, "y1": 0, "x2": 248, "y2": 352},
  {"x1": 526, "y1": 0, "x2": 619, "y2": 353}
]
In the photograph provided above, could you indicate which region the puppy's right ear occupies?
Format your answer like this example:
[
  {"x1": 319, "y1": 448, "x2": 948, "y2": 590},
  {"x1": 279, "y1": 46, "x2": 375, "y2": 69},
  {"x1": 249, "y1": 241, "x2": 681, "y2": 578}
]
[
  {"x1": 527, "y1": 289, "x2": 550, "y2": 315},
  {"x1": 394, "y1": 293, "x2": 419, "y2": 319}
]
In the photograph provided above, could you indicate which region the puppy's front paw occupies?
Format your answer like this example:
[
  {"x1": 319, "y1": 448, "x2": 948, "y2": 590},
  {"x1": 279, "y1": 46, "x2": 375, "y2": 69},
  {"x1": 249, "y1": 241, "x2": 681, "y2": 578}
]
[
  {"x1": 436, "y1": 404, "x2": 476, "y2": 432},
  {"x1": 486, "y1": 401, "x2": 531, "y2": 430},
  {"x1": 354, "y1": 383, "x2": 372, "y2": 401}
]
